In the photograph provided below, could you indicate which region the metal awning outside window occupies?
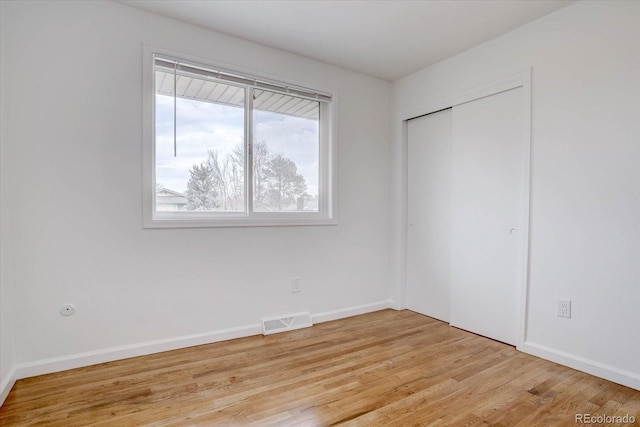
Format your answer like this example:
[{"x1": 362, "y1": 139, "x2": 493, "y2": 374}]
[{"x1": 155, "y1": 57, "x2": 331, "y2": 121}]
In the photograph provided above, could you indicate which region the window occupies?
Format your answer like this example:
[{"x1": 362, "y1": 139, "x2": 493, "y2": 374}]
[{"x1": 143, "y1": 47, "x2": 336, "y2": 228}]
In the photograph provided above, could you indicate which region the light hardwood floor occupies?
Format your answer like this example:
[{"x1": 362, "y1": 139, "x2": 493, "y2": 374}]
[{"x1": 1, "y1": 310, "x2": 639, "y2": 426}]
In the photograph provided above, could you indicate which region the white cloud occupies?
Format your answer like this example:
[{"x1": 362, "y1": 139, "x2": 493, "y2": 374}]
[
  {"x1": 156, "y1": 96, "x2": 243, "y2": 192},
  {"x1": 155, "y1": 96, "x2": 320, "y2": 196}
]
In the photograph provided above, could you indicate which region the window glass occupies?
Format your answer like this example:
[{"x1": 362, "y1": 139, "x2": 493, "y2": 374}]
[
  {"x1": 253, "y1": 90, "x2": 319, "y2": 212},
  {"x1": 155, "y1": 70, "x2": 245, "y2": 212},
  {"x1": 145, "y1": 50, "x2": 335, "y2": 227}
]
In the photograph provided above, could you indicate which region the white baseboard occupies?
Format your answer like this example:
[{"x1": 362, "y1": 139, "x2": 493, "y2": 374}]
[
  {"x1": 13, "y1": 323, "x2": 262, "y2": 382},
  {"x1": 3, "y1": 304, "x2": 638, "y2": 409},
  {"x1": 312, "y1": 300, "x2": 394, "y2": 324},
  {"x1": 0, "y1": 300, "x2": 394, "y2": 406},
  {"x1": 0, "y1": 368, "x2": 16, "y2": 407},
  {"x1": 389, "y1": 300, "x2": 403, "y2": 311},
  {"x1": 519, "y1": 341, "x2": 640, "y2": 391}
]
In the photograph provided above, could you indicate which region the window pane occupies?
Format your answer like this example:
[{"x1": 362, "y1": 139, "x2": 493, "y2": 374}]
[
  {"x1": 252, "y1": 90, "x2": 320, "y2": 212},
  {"x1": 155, "y1": 70, "x2": 245, "y2": 212}
]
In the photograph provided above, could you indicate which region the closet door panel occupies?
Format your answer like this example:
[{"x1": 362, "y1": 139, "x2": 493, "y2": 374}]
[
  {"x1": 450, "y1": 88, "x2": 524, "y2": 345},
  {"x1": 406, "y1": 109, "x2": 452, "y2": 322}
]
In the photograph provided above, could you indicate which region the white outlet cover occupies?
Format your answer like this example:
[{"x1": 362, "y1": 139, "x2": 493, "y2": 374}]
[
  {"x1": 59, "y1": 303, "x2": 77, "y2": 316},
  {"x1": 557, "y1": 299, "x2": 571, "y2": 319}
]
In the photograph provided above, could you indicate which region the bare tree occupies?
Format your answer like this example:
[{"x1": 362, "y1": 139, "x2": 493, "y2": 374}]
[
  {"x1": 252, "y1": 141, "x2": 270, "y2": 210},
  {"x1": 185, "y1": 141, "x2": 306, "y2": 211},
  {"x1": 223, "y1": 152, "x2": 244, "y2": 211},
  {"x1": 185, "y1": 162, "x2": 219, "y2": 210},
  {"x1": 264, "y1": 154, "x2": 307, "y2": 210}
]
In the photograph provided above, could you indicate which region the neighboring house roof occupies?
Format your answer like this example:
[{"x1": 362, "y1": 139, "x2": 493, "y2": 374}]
[
  {"x1": 156, "y1": 188, "x2": 188, "y2": 206},
  {"x1": 156, "y1": 188, "x2": 185, "y2": 197}
]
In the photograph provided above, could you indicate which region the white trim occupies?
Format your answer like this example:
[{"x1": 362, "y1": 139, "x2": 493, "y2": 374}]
[
  {"x1": 142, "y1": 44, "x2": 155, "y2": 228},
  {"x1": 141, "y1": 216, "x2": 338, "y2": 229},
  {"x1": 393, "y1": 68, "x2": 532, "y2": 348},
  {"x1": 13, "y1": 323, "x2": 262, "y2": 381},
  {"x1": 0, "y1": 369, "x2": 16, "y2": 407},
  {"x1": 519, "y1": 341, "x2": 640, "y2": 391},
  {"x1": 142, "y1": 44, "x2": 338, "y2": 229},
  {"x1": 313, "y1": 300, "x2": 394, "y2": 324},
  {"x1": 393, "y1": 119, "x2": 409, "y2": 310},
  {"x1": 397, "y1": 70, "x2": 530, "y2": 123},
  {"x1": 518, "y1": 72, "x2": 532, "y2": 347},
  {"x1": 4, "y1": 300, "x2": 392, "y2": 393},
  {"x1": 3, "y1": 304, "x2": 637, "y2": 407}
]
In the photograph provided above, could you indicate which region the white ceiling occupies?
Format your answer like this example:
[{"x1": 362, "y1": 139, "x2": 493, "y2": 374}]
[{"x1": 120, "y1": 0, "x2": 573, "y2": 81}]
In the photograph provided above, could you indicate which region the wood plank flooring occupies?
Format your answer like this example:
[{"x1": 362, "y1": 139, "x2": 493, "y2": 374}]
[{"x1": 1, "y1": 310, "x2": 639, "y2": 426}]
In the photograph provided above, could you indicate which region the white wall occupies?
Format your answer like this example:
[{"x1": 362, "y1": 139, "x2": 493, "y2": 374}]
[
  {"x1": 393, "y1": 0, "x2": 639, "y2": 389},
  {"x1": 2, "y1": 0, "x2": 637, "y2": 404},
  {"x1": 0, "y1": 0, "x2": 392, "y2": 391},
  {"x1": 0, "y1": 0, "x2": 17, "y2": 403}
]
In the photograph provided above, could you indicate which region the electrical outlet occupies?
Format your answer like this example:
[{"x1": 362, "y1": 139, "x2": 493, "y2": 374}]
[
  {"x1": 291, "y1": 278, "x2": 301, "y2": 293},
  {"x1": 557, "y1": 299, "x2": 571, "y2": 319}
]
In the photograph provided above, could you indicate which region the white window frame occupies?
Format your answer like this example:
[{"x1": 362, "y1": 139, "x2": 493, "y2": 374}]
[{"x1": 142, "y1": 45, "x2": 337, "y2": 228}]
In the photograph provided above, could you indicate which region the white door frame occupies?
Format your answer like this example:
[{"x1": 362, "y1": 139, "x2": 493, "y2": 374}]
[{"x1": 392, "y1": 68, "x2": 532, "y2": 348}]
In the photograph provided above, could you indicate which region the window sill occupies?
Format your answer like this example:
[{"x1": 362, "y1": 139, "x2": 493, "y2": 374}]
[{"x1": 143, "y1": 215, "x2": 338, "y2": 229}]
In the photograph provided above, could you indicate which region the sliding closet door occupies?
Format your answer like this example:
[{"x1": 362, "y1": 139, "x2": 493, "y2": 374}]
[
  {"x1": 449, "y1": 88, "x2": 524, "y2": 345},
  {"x1": 406, "y1": 109, "x2": 452, "y2": 322}
]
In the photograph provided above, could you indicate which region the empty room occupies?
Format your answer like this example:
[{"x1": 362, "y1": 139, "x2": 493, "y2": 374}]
[{"x1": 0, "y1": 0, "x2": 639, "y2": 425}]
